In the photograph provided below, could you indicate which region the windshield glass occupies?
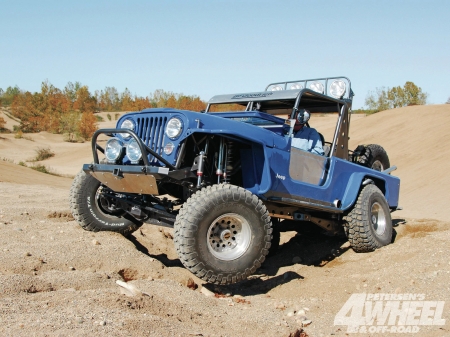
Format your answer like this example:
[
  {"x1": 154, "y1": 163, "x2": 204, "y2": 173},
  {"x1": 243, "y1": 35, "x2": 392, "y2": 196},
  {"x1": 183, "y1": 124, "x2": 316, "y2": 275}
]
[{"x1": 229, "y1": 117, "x2": 279, "y2": 126}]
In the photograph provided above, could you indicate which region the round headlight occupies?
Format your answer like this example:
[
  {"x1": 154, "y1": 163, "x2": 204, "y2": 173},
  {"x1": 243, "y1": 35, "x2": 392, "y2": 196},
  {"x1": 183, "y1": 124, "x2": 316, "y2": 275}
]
[
  {"x1": 269, "y1": 85, "x2": 283, "y2": 91},
  {"x1": 289, "y1": 83, "x2": 304, "y2": 90},
  {"x1": 165, "y1": 118, "x2": 183, "y2": 139},
  {"x1": 309, "y1": 81, "x2": 324, "y2": 94},
  {"x1": 164, "y1": 142, "x2": 175, "y2": 155},
  {"x1": 105, "y1": 138, "x2": 123, "y2": 162},
  {"x1": 126, "y1": 139, "x2": 142, "y2": 163},
  {"x1": 329, "y1": 80, "x2": 347, "y2": 98},
  {"x1": 120, "y1": 119, "x2": 135, "y2": 139}
]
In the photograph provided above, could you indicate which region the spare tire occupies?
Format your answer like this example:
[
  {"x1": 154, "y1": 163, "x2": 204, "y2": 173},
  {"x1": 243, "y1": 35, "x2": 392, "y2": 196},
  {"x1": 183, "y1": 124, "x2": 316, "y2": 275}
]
[{"x1": 353, "y1": 144, "x2": 390, "y2": 171}]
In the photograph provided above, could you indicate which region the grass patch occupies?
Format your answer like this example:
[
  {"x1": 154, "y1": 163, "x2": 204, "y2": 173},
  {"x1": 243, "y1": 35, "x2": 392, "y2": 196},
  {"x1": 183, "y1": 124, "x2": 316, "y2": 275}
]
[
  {"x1": 18, "y1": 161, "x2": 27, "y2": 167},
  {"x1": 33, "y1": 147, "x2": 55, "y2": 161},
  {"x1": 30, "y1": 164, "x2": 60, "y2": 176},
  {"x1": 95, "y1": 115, "x2": 105, "y2": 122},
  {"x1": 107, "y1": 113, "x2": 112, "y2": 121},
  {"x1": 14, "y1": 130, "x2": 34, "y2": 141}
]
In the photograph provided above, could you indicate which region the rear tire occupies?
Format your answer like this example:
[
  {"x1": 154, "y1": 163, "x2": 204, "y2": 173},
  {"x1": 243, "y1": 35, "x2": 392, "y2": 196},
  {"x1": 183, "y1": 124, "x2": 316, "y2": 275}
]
[
  {"x1": 174, "y1": 184, "x2": 272, "y2": 285},
  {"x1": 343, "y1": 184, "x2": 392, "y2": 252},
  {"x1": 69, "y1": 170, "x2": 142, "y2": 236},
  {"x1": 355, "y1": 144, "x2": 390, "y2": 171}
]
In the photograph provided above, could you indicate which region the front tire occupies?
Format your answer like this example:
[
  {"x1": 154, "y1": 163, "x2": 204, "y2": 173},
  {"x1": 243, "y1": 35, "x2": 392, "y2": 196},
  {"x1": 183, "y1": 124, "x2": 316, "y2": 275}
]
[
  {"x1": 69, "y1": 170, "x2": 142, "y2": 236},
  {"x1": 174, "y1": 184, "x2": 272, "y2": 285},
  {"x1": 343, "y1": 184, "x2": 392, "y2": 252}
]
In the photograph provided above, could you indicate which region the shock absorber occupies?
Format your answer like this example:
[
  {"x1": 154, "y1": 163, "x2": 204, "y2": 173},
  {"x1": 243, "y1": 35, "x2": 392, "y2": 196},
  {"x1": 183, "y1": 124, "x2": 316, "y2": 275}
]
[
  {"x1": 216, "y1": 138, "x2": 224, "y2": 184},
  {"x1": 223, "y1": 140, "x2": 234, "y2": 183}
]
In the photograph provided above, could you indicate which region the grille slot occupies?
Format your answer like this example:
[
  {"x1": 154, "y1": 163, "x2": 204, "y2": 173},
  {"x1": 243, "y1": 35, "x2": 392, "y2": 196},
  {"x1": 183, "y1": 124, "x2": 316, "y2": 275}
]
[{"x1": 136, "y1": 116, "x2": 168, "y2": 164}]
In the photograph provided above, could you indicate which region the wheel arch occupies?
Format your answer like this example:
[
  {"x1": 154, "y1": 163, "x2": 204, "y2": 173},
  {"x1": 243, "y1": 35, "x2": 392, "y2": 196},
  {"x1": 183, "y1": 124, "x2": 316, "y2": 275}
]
[{"x1": 341, "y1": 172, "x2": 389, "y2": 211}]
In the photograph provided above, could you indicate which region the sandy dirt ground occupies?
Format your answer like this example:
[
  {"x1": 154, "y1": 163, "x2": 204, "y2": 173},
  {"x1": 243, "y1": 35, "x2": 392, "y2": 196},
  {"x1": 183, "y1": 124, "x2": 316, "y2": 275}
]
[{"x1": 0, "y1": 105, "x2": 449, "y2": 336}]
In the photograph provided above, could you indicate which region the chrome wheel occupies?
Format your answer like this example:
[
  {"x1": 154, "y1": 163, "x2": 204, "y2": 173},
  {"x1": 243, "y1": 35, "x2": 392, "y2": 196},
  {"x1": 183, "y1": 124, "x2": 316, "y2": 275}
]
[
  {"x1": 207, "y1": 213, "x2": 251, "y2": 261},
  {"x1": 371, "y1": 160, "x2": 384, "y2": 171},
  {"x1": 371, "y1": 202, "x2": 386, "y2": 235}
]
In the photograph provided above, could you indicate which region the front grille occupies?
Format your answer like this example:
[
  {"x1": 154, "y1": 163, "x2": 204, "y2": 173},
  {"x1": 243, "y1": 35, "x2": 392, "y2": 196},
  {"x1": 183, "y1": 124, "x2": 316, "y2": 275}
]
[{"x1": 136, "y1": 116, "x2": 168, "y2": 164}]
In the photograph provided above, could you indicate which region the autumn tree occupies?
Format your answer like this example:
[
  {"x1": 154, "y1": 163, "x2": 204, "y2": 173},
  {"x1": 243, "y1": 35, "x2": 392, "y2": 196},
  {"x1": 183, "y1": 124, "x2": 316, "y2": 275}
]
[
  {"x1": 0, "y1": 116, "x2": 6, "y2": 130},
  {"x1": 73, "y1": 86, "x2": 96, "y2": 113},
  {"x1": 365, "y1": 81, "x2": 428, "y2": 112},
  {"x1": 78, "y1": 111, "x2": 98, "y2": 140}
]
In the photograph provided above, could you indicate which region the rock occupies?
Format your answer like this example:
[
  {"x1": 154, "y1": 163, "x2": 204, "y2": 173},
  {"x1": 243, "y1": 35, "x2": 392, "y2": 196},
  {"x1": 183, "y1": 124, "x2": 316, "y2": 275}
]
[
  {"x1": 15, "y1": 228, "x2": 23, "y2": 231},
  {"x1": 289, "y1": 329, "x2": 305, "y2": 337},
  {"x1": 69, "y1": 266, "x2": 75, "y2": 271},
  {"x1": 200, "y1": 286, "x2": 215, "y2": 297},
  {"x1": 292, "y1": 256, "x2": 302, "y2": 264},
  {"x1": 301, "y1": 319, "x2": 312, "y2": 327},
  {"x1": 296, "y1": 309, "x2": 306, "y2": 316},
  {"x1": 25, "y1": 252, "x2": 32, "y2": 257},
  {"x1": 287, "y1": 310, "x2": 295, "y2": 317},
  {"x1": 116, "y1": 280, "x2": 144, "y2": 297},
  {"x1": 99, "y1": 320, "x2": 106, "y2": 326},
  {"x1": 92, "y1": 239, "x2": 100, "y2": 245},
  {"x1": 186, "y1": 278, "x2": 198, "y2": 290},
  {"x1": 303, "y1": 307, "x2": 310, "y2": 311}
]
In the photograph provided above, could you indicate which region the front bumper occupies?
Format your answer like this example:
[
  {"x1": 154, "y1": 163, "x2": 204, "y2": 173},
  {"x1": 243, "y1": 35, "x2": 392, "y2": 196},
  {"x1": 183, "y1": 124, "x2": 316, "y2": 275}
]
[
  {"x1": 85, "y1": 128, "x2": 194, "y2": 195},
  {"x1": 83, "y1": 163, "x2": 170, "y2": 195}
]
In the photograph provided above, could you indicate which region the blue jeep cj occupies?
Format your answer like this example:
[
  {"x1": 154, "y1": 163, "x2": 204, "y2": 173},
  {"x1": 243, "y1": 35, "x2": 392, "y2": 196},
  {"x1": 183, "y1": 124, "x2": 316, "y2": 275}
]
[{"x1": 70, "y1": 76, "x2": 401, "y2": 285}]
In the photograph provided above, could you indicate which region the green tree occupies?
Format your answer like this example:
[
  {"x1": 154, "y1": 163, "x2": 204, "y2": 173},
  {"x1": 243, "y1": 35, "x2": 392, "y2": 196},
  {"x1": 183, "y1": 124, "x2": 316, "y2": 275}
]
[
  {"x1": 1, "y1": 86, "x2": 21, "y2": 106},
  {"x1": 365, "y1": 81, "x2": 428, "y2": 112}
]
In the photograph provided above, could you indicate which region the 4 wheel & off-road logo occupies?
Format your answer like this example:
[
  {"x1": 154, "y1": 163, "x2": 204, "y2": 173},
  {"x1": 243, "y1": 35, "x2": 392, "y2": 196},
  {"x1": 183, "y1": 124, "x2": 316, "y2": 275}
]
[{"x1": 334, "y1": 293, "x2": 445, "y2": 334}]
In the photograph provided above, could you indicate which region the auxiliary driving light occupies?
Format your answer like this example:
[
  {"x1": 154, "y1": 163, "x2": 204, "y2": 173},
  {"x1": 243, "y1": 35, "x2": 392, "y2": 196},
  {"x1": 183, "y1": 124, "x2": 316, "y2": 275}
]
[
  {"x1": 126, "y1": 139, "x2": 142, "y2": 163},
  {"x1": 329, "y1": 80, "x2": 347, "y2": 98},
  {"x1": 105, "y1": 138, "x2": 123, "y2": 163}
]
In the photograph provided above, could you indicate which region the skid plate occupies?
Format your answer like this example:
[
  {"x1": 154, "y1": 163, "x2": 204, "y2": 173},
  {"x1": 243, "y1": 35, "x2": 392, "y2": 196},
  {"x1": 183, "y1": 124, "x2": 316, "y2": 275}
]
[{"x1": 90, "y1": 172, "x2": 158, "y2": 195}]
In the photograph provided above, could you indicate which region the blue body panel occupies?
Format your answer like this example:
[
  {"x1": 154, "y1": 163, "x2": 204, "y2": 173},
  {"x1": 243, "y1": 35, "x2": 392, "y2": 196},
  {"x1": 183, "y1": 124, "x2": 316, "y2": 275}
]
[{"x1": 116, "y1": 108, "x2": 400, "y2": 211}]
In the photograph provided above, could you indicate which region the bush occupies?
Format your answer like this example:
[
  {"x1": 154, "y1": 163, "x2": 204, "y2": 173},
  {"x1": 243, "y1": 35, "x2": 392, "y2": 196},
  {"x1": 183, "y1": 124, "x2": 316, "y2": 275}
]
[
  {"x1": 34, "y1": 147, "x2": 55, "y2": 161},
  {"x1": 14, "y1": 130, "x2": 23, "y2": 139},
  {"x1": 107, "y1": 113, "x2": 111, "y2": 121},
  {"x1": 115, "y1": 113, "x2": 120, "y2": 120},
  {"x1": 95, "y1": 115, "x2": 104, "y2": 122}
]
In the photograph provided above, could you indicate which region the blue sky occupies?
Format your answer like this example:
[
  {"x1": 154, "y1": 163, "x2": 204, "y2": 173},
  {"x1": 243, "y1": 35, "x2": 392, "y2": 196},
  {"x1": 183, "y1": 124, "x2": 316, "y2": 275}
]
[{"x1": 1, "y1": 0, "x2": 449, "y2": 109}]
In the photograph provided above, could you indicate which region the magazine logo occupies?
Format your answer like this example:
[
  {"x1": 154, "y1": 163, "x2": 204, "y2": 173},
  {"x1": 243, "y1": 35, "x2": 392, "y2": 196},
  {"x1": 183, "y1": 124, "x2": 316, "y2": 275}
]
[{"x1": 334, "y1": 293, "x2": 445, "y2": 334}]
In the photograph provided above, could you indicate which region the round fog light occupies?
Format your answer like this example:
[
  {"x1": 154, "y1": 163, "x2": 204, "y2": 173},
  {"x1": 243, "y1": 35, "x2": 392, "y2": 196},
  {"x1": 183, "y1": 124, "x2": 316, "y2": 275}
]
[
  {"x1": 330, "y1": 80, "x2": 347, "y2": 98},
  {"x1": 164, "y1": 142, "x2": 175, "y2": 155},
  {"x1": 309, "y1": 81, "x2": 324, "y2": 94},
  {"x1": 126, "y1": 139, "x2": 142, "y2": 163},
  {"x1": 105, "y1": 138, "x2": 123, "y2": 162}
]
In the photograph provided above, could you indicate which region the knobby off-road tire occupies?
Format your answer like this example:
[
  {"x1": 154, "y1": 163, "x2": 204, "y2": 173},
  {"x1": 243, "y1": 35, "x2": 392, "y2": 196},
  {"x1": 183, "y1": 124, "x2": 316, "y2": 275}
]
[
  {"x1": 343, "y1": 184, "x2": 392, "y2": 252},
  {"x1": 356, "y1": 144, "x2": 390, "y2": 171},
  {"x1": 69, "y1": 170, "x2": 142, "y2": 236},
  {"x1": 174, "y1": 184, "x2": 272, "y2": 285}
]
